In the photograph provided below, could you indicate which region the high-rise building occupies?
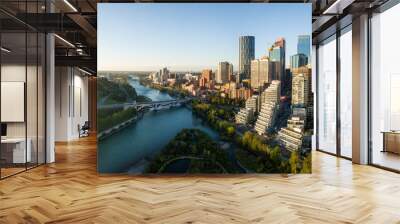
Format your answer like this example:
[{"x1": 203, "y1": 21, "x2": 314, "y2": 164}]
[
  {"x1": 291, "y1": 66, "x2": 311, "y2": 107},
  {"x1": 278, "y1": 110, "x2": 306, "y2": 152},
  {"x1": 199, "y1": 77, "x2": 207, "y2": 88},
  {"x1": 201, "y1": 69, "x2": 213, "y2": 82},
  {"x1": 283, "y1": 68, "x2": 292, "y2": 96},
  {"x1": 200, "y1": 69, "x2": 213, "y2": 88},
  {"x1": 297, "y1": 35, "x2": 310, "y2": 64},
  {"x1": 239, "y1": 36, "x2": 255, "y2": 79},
  {"x1": 268, "y1": 61, "x2": 281, "y2": 83},
  {"x1": 278, "y1": 117, "x2": 304, "y2": 151},
  {"x1": 235, "y1": 87, "x2": 252, "y2": 100},
  {"x1": 159, "y1": 67, "x2": 169, "y2": 83},
  {"x1": 292, "y1": 73, "x2": 311, "y2": 107},
  {"x1": 235, "y1": 108, "x2": 254, "y2": 125},
  {"x1": 290, "y1": 53, "x2": 308, "y2": 70},
  {"x1": 287, "y1": 116, "x2": 306, "y2": 131},
  {"x1": 216, "y1": 62, "x2": 233, "y2": 84},
  {"x1": 268, "y1": 38, "x2": 286, "y2": 87},
  {"x1": 291, "y1": 66, "x2": 311, "y2": 76},
  {"x1": 245, "y1": 95, "x2": 259, "y2": 113},
  {"x1": 254, "y1": 80, "x2": 281, "y2": 135},
  {"x1": 254, "y1": 101, "x2": 277, "y2": 135},
  {"x1": 269, "y1": 47, "x2": 281, "y2": 62},
  {"x1": 260, "y1": 80, "x2": 281, "y2": 106},
  {"x1": 250, "y1": 57, "x2": 269, "y2": 90}
]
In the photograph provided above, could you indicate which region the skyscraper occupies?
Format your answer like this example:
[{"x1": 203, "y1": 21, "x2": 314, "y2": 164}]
[
  {"x1": 159, "y1": 67, "x2": 170, "y2": 83},
  {"x1": 290, "y1": 53, "x2": 308, "y2": 69},
  {"x1": 292, "y1": 73, "x2": 310, "y2": 107},
  {"x1": 250, "y1": 57, "x2": 269, "y2": 90},
  {"x1": 239, "y1": 36, "x2": 255, "y2": 79},
  {"x1": 216, "y1": 62, "x2": 233, "y2": 84},
  {"x1": 291, "y1": 66, "x2": 311, "y2": 107},
  {"x1": 268, "y1": 38, "x2": 286, "y2": 84},
  {"x1": 297, "y1": 35, "x2": 310, "y2": 64},
  {"x1": 254, "y1": 80, "x2": 281, "y2": 135},
  {"x1": 268, "y1": 61, "x2": 281, "y2": 83}
]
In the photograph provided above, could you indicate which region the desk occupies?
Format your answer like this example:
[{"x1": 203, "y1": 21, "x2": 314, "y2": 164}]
[
  {"x1": 382, "y1": 131, "x2": 400, "y2": 154},
  {"x1": 1, "y1": 138, "x2": 31, "y2": 163}
]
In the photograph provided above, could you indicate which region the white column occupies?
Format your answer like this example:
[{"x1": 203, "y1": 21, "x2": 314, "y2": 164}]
[
  {"x1": 352, "y1": 14, "x2": 369, "y2": 164},
  {"x1": 46, "y1": 32, "x2": 55, "y2": 163},
  {"x1": 312, "y1": 45, "x2": 317, "y2": 151}
]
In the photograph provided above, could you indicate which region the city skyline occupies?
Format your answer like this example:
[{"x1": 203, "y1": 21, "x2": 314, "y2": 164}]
[{"x1": 98, "y1": 3, "x2": 311, "y2": 71}]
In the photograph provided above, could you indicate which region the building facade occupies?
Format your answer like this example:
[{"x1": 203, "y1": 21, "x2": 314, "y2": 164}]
[
  {"x1": 239, "y1": 36, "x2": 255, "y2": 79},
  {"x1": 250, "y1": 57, "x2": 269, "y2": 90},
  {"x1": 235, "y1": 87, "x2": 252, "y2": 100},
  {"x1": 278, "y1": 116, "x2": 305, "y2": 151},
  {"x1": 297, "y1": 35, "x2": 310, "y2": 64},
  {"x1": 216, "y1": 62, "x2": 233, "y2": 84},
  {"x1": 235, "y1": 108, "x2": 254, "y2": 125},
  {"x1": 268, "y1": 38, "x2": 286, "y2": 92},
  {"x1": 201, "y1": 69, "x2": 213, "y2": 82},
  {"x1": 260, "y1": 80, "x2": 281, "y2": 106},
  {"x1": 290, "y1": 53, "x2": 308, "y2": 70},
  {"x1": 292, "y1": 73, "x2": 311, "y2": 107},
  {"x1": 245, "y1": 95, "x2": 259, "y2": 113},
  {"x1": 254, "y1": 80, "x2": 281, "y2": 135}
]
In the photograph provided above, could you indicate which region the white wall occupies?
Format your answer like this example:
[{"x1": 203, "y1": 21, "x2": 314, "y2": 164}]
[
  {"x1": 55, "y1": 67, "x2": 89, "y2": 141},
  {"x1": 1, "y1": 63, "x2": 46, "y2": 164}
]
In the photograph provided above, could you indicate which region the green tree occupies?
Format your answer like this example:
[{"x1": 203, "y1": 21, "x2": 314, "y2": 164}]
[
  {"x1": 300, "y1": 154, "x2": 312, "y2": 173},
  {"x1": 226, "y1": 126, "x2": 235, "y2": 137},
  {"x1": 289, "y1": 151, "x2": 299, "y2": 174}
]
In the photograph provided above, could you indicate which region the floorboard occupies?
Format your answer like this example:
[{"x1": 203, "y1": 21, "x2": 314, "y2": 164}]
[{"x1": 0, "y1": 135, "x2": 399, "y2": 223}]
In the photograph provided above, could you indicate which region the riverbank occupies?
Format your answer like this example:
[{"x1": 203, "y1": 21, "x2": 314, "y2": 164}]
[
  {"x1": 98, "y1": 106, "x2": 220, "y2": 173},
  {"x1": 97, "y1": 113, "x2": 143, "y2": 141},
  {"x1": 98, "y1": 76, "x2": 240, "y2": 174},
  {"x1": 138, "y1": 78, "x2": 189, "y2": 99}
]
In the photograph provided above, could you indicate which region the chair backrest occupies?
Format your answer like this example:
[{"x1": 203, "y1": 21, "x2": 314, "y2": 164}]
[{"x1": 82, "y1": 121, "x2": 90, "y2": 129}]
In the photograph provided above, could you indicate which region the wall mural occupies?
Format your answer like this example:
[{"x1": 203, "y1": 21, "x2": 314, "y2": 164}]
[{"x1": 97, "y1": 3, "x2": 313, "y2": 174}]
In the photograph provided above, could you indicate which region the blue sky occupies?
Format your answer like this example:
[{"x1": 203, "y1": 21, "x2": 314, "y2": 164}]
[{"x1": 98, "y1": 3, "x2": 311, "y2": 72}]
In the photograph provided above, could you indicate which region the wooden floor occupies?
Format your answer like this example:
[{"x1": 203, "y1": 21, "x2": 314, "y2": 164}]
[
  {"x1": 0, "y1": 136, "x2": 400, "y2": 224},
  {"x1": 372, "y1": 150, "x2": 400, "y2": 171}
]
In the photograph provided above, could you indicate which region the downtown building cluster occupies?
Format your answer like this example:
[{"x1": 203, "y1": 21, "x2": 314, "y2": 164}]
[
  {"x1": 234, "y1": 35, "x2": 312, "y2": 152},
  {"x1": 147, "y1": 34, "x2": 312, "y2": 152}
]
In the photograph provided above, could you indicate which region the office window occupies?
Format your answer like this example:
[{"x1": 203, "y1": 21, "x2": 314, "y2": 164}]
[
  {"x1": 370, "y1": 3, "x2": 400, "y2": 171},
  {"x1": 1, "y1": 31, "x2": 28, "y2": 178},
  {"x1": 0, "y1": 2, "x2": 46, "y2": 179},
  {"x1": 317, "y1": 35, "x2": 337, "y2": 154},
  {"x1": 339, "y1": 27, "x2": 352, "y2": 158}
]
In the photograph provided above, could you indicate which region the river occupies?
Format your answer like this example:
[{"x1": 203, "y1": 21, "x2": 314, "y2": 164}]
[{"x1": 98, "y1": 76, "x2": 220, "y2": 173}]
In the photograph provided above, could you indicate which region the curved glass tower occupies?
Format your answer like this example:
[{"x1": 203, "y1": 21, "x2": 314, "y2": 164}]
[{"x1": 239, "y1": 36, "x2": 255, "y2": 80}]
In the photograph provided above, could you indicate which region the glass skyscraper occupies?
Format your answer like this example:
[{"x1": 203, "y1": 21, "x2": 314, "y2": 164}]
[
  {"x1": 297, "y1": 35, "x2": 311, "y2": 64},
  {"x1": 268, "y1": 38, "x2": 286, "y2": 86},
  {"x1": 239, "y1": 36, "x2": 255, "y2": 80},
  {"x1": 269, "y1": 47, "x2": 282, "y2": 62},
  {"x1": 290, "y1": 53, "x2": 308, "y2": 69}
]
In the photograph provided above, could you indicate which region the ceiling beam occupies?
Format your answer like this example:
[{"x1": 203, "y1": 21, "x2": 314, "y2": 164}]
[
  {"x1": 67, "y1": 13, "x2": 97, "y2": 46},
  {"x1": 55, "y1": 55, "x2": 96, "y2": 71}
]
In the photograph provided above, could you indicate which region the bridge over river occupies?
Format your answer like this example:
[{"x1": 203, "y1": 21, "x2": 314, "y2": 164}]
[{"x1": 98, "y1": 98, "x2": 191, "y2": 111}]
